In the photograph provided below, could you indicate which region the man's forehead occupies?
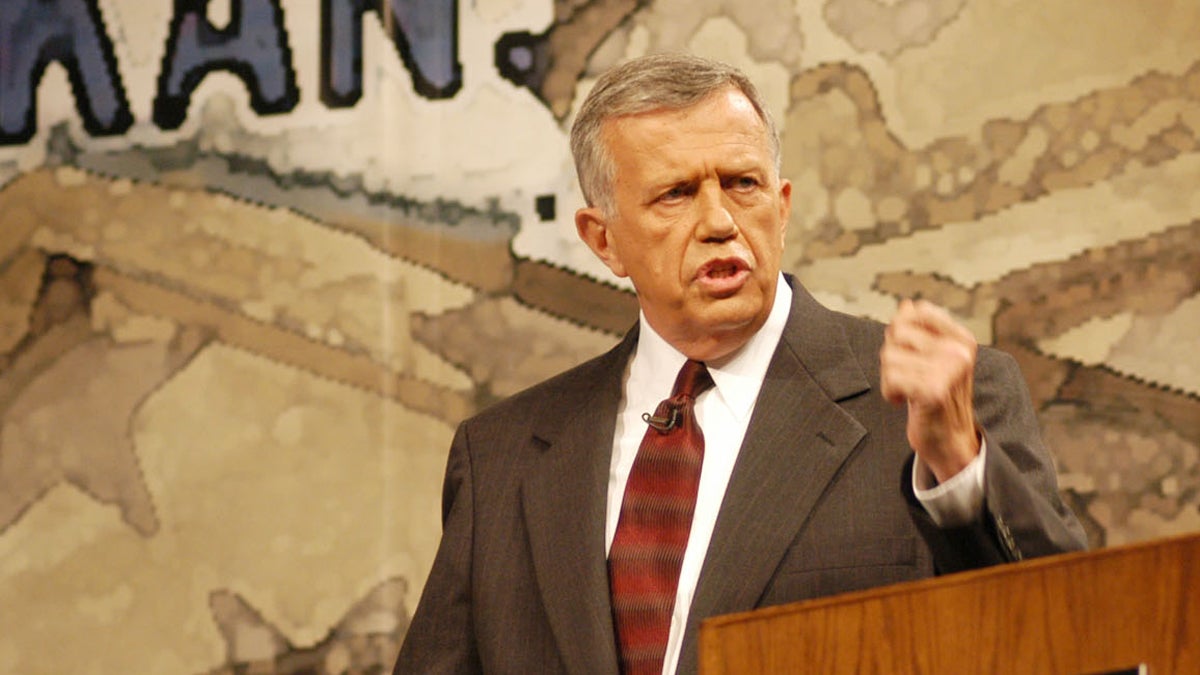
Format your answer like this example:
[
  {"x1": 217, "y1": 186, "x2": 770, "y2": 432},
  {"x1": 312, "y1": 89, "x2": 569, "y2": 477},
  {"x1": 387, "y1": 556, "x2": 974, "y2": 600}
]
[
  {"x1": 605, "y1": 86, "x2": 757, "y2": 126},
  {"x1": 602, "y1": 89, "x2": 768, "y2": 145}
]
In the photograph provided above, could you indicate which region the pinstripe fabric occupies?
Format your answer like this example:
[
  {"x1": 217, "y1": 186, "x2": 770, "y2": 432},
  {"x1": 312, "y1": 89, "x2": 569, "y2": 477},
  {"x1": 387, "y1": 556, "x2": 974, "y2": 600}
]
[{"x1": 609, "y1": 359, "x2": 714, "y2": 675}]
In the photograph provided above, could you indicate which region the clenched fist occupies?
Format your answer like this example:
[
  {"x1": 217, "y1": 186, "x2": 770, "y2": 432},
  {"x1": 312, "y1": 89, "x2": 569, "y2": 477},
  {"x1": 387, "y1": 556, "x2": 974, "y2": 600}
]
[{"x1": 880, "y1": 299, "x2": 981, "y2": 483}]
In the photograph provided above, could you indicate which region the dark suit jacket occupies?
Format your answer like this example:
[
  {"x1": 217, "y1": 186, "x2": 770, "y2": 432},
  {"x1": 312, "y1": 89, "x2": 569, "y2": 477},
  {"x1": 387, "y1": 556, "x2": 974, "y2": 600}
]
[{"x1": 394, "y1": 279, "x2": 1087, "y2": 675}]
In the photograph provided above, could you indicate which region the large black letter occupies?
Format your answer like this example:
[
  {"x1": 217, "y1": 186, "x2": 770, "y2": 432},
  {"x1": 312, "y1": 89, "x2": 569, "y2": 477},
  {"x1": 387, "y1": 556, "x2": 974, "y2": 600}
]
[
  {"x1": 321, "y1": 0, "x2": 461, "y2": 106},
  {"x1": 154, "y1": 0, "x2": 299, "y2": 130},
  {"x1": 0, "y1": 0, "x2": 132, "y2": 145}
]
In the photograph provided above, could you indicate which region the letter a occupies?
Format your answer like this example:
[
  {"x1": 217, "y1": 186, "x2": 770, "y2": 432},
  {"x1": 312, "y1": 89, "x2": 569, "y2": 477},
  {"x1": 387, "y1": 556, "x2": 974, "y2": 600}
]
[{"x1": 154, "y1": 0, "x2": 299, "y2": 130}]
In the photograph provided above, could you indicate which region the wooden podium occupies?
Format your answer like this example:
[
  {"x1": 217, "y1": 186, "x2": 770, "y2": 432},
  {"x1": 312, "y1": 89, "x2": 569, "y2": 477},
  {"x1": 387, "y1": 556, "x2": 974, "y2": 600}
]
[{"x1": 699, "y1": 532, "x2": 1200, "y2": 674}]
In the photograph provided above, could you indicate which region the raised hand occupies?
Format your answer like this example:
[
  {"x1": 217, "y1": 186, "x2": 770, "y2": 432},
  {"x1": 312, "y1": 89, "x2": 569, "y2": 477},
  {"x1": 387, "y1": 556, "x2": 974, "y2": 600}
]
[{"x1": 880, "y1": 299, "x2": 981, "y2": 483}]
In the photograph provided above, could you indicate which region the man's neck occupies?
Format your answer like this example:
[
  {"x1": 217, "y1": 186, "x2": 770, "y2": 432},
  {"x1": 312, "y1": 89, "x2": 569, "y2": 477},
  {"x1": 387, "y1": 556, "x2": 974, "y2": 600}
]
[
  {"x1": 636, "y1": 275, "x2": 793, "y2": 367},
  {"x1": 642, "y1": 288, "x2": 789, "y2": 363}
]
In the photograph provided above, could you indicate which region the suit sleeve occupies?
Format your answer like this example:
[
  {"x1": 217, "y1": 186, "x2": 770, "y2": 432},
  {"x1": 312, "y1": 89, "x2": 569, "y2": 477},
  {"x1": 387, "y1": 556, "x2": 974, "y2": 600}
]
[
  {"x1": 903, "y1": 347, "x2": 1088, "y2": 573},
  {"x1": 393, "y1": 422, "x2": 483, "y2": 674}
]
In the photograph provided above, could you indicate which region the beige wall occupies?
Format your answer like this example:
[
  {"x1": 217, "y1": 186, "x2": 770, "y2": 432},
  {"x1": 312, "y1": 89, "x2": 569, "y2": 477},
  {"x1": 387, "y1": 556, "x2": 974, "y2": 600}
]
[{"x1": 0, "y1": 1, "x2": 1197, "y2": 672}]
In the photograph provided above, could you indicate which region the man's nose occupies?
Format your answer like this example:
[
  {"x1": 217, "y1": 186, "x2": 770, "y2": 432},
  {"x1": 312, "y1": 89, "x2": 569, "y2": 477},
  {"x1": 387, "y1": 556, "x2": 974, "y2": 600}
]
[{"x1": 695, "y1": 184, "x2": 737, "y2": 242}]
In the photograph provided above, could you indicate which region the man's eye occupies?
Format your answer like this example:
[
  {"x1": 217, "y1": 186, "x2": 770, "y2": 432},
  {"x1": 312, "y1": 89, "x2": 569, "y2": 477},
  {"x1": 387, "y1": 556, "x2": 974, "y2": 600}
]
[
  {"x1": 730, "y1": 176, "x2": 759, "y2": 190},
  {"x1": 659, "y1": 186, "x2": 687, "y2": 201}
]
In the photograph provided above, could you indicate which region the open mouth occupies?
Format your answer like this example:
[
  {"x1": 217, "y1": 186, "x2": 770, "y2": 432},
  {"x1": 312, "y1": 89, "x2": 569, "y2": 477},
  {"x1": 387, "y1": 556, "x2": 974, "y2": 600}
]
[
  {"x1": 705, "y1": 260, "x2": 745, "y2": 278},
  {"x1": 696, "y1": 258, "x2": 751, "y2": 295}
]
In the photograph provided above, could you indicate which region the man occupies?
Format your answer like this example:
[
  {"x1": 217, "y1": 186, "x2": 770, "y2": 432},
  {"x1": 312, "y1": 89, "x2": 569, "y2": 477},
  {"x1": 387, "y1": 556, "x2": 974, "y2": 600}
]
[{"x1": 394, "y1": 53, "x2": 1086, "y2": 675}]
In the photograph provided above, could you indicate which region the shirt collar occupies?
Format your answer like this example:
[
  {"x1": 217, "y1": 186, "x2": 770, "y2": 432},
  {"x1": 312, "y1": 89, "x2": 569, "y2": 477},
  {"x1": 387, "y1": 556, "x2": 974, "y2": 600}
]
[{"x1": 630, "y1": 274, "x2": 792, "y2": 422}]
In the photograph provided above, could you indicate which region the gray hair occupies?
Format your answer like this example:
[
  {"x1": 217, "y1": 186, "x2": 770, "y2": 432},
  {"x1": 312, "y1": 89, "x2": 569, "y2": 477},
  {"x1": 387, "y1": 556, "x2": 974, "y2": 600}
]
[{"x1": 569, "y1": 53, "x2": 781, "y2": 214}]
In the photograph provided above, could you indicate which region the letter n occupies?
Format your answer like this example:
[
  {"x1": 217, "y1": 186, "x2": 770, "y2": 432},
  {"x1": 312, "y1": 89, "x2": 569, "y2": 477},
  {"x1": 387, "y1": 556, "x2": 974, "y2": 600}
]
[
  {"x1": 0, "y1": 0, "x2": 133, "y2": 145},
  {"x1": 154, "y1": 0, "x2": 299, "y2": 130},
  {"x1": 321, "y1": 0, "x2": 462, "y2": 106}
]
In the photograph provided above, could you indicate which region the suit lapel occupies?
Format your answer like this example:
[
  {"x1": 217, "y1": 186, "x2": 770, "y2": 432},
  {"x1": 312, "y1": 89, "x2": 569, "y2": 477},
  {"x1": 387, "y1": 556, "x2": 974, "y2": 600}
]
[
  {"x1": 520, "y1": 330, "x2": 636, "y2": 675},
  {"x1": 677, "y1": 283, "x2": 871, "y2": 673}
]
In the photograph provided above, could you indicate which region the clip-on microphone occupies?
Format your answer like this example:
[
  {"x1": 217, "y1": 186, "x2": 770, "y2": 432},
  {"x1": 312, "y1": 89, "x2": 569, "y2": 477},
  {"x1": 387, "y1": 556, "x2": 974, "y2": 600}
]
[{"x1": 642, "y1": 406, "x2": 680, "y2": 433}]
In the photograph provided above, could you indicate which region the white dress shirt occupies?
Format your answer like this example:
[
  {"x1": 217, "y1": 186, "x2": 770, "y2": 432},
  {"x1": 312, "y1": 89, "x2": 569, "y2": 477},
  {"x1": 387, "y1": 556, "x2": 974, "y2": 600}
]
[{"x1": 604, "y1": 276, "x2": 986, "y2": 675}]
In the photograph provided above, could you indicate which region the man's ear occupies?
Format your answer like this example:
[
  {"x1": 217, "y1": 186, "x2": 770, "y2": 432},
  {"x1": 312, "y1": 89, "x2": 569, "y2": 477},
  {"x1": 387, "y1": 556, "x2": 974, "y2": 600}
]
[
  {"x1": 777, "y1": 178, "x2": 792, "y2": 245},
  {"x1": 575, "y1": 207, "x2": 628, "y2": 278}
]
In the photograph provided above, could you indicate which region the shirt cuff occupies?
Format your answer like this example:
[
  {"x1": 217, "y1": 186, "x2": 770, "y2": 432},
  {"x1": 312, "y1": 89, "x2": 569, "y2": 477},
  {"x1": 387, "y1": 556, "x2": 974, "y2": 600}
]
[{"x1": 911, "y1": 439, "x2": 987, "y2": 528}]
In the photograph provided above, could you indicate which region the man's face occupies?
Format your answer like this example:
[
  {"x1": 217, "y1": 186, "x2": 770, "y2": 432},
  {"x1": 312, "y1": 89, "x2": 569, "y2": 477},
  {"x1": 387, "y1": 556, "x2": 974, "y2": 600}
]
[{"x1": 575, "y1": 87, "x2": 792, "y2": 361}]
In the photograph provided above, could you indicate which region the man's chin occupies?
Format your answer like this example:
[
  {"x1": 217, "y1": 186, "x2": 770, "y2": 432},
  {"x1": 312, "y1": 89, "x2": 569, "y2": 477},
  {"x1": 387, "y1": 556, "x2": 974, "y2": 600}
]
[{"x1": 692, "y1": 300, "x2": 768, "y2": 337}]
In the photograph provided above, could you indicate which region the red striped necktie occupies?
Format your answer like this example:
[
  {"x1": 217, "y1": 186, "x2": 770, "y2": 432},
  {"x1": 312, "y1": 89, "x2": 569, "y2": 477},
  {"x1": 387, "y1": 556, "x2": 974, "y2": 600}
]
[{"x1": 609, "y1": 359, "x2": 714, "y2": 675}]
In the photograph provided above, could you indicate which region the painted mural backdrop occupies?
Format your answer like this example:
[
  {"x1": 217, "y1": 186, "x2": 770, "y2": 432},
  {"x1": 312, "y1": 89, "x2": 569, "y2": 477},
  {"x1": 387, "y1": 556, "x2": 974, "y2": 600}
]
[{"x1": 1, "y1": 0, "x2": 1197, "y2": 672}]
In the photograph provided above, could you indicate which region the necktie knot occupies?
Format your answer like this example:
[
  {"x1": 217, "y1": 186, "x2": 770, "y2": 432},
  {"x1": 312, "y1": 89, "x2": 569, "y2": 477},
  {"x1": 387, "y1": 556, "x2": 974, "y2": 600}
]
[{"x1": 671, "y1": 359, "x2": 713, "y2": 401}]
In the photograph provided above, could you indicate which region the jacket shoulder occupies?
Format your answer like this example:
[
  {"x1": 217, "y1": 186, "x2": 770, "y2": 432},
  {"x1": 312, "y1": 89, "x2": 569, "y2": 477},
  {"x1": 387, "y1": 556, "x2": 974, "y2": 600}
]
[{"x1": 465, "y1": 333, "x2": 631, "y2": 430}]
